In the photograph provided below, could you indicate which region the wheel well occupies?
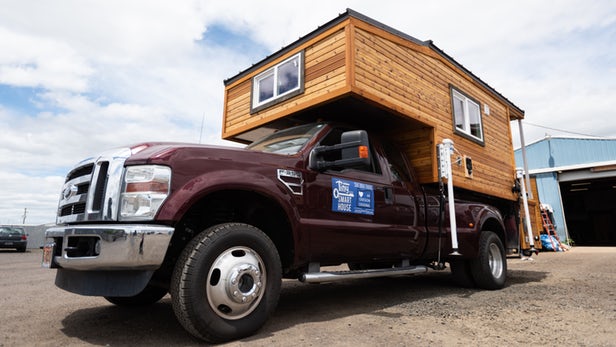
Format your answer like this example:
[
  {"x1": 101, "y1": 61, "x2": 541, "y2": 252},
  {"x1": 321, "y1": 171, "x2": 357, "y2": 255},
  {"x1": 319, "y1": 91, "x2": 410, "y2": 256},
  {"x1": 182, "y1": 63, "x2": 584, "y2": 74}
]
[
  {"x1": 155, "y1": 190, "x2": 294, "y2": 286},
  {"x1": 481, "y1": 217, "x2": 505, "y2": 245}
]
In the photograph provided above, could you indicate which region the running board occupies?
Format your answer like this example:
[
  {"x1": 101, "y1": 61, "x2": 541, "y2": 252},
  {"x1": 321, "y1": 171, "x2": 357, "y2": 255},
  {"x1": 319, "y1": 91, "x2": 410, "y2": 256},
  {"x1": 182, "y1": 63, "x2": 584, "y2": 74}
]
[{"x1": 299, "y1": 265, "x2": 429, "y2": 283}]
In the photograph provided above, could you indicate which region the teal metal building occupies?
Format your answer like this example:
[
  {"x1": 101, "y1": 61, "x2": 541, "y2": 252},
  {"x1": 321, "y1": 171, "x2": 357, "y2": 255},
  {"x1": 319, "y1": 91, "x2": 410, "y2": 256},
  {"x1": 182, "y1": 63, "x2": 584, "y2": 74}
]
[{"x1": 514, "y1": 136, "x2": 616, "y2": 246}]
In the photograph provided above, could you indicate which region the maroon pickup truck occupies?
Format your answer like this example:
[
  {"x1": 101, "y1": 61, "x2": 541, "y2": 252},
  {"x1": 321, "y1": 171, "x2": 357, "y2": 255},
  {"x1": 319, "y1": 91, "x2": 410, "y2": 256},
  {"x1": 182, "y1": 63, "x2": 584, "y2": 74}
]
[{"x1": 43, "y1": 121, "x2": 519, "y2": 343}]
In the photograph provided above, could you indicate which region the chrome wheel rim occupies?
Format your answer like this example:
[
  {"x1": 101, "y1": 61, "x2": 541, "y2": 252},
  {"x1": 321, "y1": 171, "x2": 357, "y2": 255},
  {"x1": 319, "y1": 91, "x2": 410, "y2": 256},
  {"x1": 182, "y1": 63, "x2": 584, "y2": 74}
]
[
  {"x1": 206, "y1": 246, "x2": 266, "y2": 320},
  {"x1": 488, "y1": 243, "x2": 504, "y2": 279}
]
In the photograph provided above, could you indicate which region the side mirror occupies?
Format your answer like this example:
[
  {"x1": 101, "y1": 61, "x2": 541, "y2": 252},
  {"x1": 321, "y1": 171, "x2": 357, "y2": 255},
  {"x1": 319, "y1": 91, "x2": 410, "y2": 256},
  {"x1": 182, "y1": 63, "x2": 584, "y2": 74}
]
[{"x1": 309, "y1": 130, "x2": 371, "y2": 171}]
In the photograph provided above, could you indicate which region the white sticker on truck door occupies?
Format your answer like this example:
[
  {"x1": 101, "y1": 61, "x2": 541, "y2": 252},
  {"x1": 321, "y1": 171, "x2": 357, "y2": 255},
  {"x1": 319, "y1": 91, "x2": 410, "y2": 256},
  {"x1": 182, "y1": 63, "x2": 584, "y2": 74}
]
[{"x1": 331, "y1": 178, "x2": 374, "y2": 215}]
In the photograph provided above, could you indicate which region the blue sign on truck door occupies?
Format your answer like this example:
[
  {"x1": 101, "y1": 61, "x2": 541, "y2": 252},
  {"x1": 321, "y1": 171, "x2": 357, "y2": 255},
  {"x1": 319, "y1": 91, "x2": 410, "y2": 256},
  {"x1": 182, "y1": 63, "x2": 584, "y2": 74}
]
[{"x1": 331, "y1": 178, "x2": 374, "y2": 215}]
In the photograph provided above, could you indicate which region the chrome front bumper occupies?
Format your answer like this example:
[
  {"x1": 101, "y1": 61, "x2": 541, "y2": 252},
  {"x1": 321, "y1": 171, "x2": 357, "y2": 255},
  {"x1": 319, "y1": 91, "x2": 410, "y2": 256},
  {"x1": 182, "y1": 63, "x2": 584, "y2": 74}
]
[{"x1": 44, "y1": 224, "x2": 174, "y2": 271}]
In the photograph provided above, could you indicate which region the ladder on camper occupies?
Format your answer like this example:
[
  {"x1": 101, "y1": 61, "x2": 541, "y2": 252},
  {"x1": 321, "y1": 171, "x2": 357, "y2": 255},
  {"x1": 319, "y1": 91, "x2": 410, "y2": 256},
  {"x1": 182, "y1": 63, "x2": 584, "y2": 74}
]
[{"x1": 540, "y1": 207, "x2": 560, "y2": 250}]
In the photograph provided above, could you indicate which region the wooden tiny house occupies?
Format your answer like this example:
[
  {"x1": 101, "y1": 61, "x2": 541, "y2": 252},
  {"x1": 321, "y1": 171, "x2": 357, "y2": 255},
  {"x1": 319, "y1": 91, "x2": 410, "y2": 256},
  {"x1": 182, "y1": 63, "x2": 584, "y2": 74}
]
[{"x1": 223, "y1": 9, "x2": 524, "y2": 202}]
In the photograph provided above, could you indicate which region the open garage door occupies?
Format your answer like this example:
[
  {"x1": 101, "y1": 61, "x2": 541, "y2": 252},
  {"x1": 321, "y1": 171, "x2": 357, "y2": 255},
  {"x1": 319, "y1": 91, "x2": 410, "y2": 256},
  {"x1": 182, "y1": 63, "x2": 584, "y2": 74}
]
[{"x1": 560, "y1": 177, "x2": 616, "y2": 246}]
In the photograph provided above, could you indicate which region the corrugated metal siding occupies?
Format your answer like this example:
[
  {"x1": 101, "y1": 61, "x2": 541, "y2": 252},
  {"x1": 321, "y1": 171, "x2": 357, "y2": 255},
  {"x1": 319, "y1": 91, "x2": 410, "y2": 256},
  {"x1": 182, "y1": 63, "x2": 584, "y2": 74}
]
[
  {"x1": 515, "y1": 137, "x2": 616, "y2": 170},
  {"x1": 514, "y1": 137, "x2": 616, "y2": 242},
  {"x1": 534, "y1": 173, "x2": 568, "y2": 241}
]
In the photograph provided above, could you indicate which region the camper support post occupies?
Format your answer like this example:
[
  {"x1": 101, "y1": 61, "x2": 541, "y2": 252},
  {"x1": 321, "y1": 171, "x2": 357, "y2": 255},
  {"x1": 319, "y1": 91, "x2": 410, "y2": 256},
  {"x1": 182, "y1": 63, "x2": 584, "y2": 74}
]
[
  {"x1": 517, "y1": 168, "x2": 537, "y2": 252},
  {"x1": 517, "y1": 119, "x2": 532, "y2": 199},
  {"x1": 439, "y1": 139, "x2": 461, "y2": 256}
]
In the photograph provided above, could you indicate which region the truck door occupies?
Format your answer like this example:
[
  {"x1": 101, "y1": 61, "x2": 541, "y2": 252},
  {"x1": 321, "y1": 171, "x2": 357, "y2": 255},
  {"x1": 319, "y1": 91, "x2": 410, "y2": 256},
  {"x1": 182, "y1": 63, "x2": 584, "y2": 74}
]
[
  {"x1": 302, "y1": 127, "x2": 420, "y2": 263},
  {"x1": 380, "y1": 141, "x2": 427, "y2": 257}
]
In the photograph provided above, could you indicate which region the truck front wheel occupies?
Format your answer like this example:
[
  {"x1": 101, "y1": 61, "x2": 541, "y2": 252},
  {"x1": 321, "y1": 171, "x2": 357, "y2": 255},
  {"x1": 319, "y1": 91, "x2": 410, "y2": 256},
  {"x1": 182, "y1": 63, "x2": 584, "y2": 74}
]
[
  {"x1": 470, "y1": 231, "x2": 507, "y2": 290},
  {"x1": 170, "y1": 223, "x2": 282, "y2": 343}
]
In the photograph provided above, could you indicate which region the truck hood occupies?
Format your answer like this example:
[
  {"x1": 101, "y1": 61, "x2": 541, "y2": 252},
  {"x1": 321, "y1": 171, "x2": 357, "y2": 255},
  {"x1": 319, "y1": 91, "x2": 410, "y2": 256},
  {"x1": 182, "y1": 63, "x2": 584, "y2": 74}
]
[{"x1": 124, "y1": 142, "x2": 301, "y2": 168}]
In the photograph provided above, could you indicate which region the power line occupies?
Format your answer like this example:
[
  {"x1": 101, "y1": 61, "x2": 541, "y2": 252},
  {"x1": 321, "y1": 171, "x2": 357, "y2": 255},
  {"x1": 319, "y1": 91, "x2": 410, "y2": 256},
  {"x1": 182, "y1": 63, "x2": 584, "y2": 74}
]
[{"x1": 522, "y1": 121, "x2": 603, "y2": 138}]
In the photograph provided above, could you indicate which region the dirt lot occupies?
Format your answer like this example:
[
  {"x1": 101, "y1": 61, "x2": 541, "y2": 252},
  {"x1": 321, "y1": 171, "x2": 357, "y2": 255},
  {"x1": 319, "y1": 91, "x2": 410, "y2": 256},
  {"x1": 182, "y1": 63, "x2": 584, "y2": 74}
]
[{"x1": 1, "y1": 247, "x2": 615, "y2": 346}]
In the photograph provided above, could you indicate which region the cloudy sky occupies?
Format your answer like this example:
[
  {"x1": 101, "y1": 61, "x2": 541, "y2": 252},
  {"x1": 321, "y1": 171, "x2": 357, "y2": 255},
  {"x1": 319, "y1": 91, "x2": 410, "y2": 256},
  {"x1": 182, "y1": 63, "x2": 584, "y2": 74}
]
[{"x1": 1, "y1": 0, "x2": 615, "y2": 224}]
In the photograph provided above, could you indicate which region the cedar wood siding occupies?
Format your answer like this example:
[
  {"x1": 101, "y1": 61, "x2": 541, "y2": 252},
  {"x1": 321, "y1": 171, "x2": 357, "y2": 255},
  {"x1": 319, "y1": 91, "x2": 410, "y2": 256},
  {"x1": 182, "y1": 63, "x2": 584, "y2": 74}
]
[
  {"x1": 223, "y1": 24, "x2": 350, "y2": 138},
  {"x1": 222, "y1": 11, "x2": 521, "y2": 201}
]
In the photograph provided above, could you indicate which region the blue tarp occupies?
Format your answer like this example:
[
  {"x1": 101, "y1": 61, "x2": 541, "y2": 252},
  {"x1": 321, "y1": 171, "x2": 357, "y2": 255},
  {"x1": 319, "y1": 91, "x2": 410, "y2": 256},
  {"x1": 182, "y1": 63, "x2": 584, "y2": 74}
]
[{"x1": 540, "y1": 234, "x2": 562, "y2": 251}]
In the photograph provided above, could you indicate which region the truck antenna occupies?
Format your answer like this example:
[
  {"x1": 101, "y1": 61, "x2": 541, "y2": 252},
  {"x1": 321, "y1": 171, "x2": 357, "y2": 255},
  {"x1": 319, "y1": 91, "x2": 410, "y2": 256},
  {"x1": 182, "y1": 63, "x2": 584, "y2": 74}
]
[{"x1": 199, "y1": 113, "x2": 205, "y2": 144}]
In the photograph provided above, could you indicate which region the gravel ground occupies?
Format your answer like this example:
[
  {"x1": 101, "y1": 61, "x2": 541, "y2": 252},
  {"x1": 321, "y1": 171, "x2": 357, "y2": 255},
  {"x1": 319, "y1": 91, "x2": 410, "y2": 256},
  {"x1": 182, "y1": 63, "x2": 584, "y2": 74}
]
[{"x1": 1, "y1": 247, "x2": 615, "y2": 346}]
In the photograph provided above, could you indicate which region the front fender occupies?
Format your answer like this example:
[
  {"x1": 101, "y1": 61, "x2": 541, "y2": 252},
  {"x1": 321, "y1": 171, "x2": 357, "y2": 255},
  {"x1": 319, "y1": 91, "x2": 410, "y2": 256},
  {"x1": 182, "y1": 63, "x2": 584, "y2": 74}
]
[{"x1": 156, "y1": 169, "x2": 299, "y2": 223}]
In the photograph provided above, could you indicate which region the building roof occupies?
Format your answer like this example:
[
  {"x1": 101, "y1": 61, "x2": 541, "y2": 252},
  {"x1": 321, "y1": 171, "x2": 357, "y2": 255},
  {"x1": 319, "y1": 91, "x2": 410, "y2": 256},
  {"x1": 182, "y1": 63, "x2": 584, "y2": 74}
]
[
  {"x1": 515, "y1": 136, "x2": 616, "y2": 172},
  {"x1": 223, "y1": 8, "x2": 524, "y2": 118}
]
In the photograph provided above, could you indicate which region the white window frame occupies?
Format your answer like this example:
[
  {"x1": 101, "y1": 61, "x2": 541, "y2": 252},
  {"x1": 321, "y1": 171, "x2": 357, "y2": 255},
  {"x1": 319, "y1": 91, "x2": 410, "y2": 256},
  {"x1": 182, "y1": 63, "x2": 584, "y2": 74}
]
[
  {"x1": 451, "y1": 87, "x2": 484, "y2": 143},
  {"x1": 251, "y1": 51, "x2": 304, "y2": 113}
]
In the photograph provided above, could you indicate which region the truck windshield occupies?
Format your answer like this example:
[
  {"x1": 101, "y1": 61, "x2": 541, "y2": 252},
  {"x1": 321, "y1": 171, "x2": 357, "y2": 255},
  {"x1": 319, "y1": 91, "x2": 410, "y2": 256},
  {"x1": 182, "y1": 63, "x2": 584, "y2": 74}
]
[{"x1": 247, "y1": 123, "x2": 325, "y2": 154}]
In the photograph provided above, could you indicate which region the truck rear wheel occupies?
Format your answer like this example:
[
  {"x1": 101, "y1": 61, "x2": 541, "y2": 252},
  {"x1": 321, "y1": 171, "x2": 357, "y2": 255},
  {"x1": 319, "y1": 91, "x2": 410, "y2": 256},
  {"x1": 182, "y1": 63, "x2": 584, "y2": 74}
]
[
  {"x1": 470, "y1": 231, "x2": 507, "y2": 290},
  {"x1": 170, "y1": 223, "x2": 281, "y2": 343}
]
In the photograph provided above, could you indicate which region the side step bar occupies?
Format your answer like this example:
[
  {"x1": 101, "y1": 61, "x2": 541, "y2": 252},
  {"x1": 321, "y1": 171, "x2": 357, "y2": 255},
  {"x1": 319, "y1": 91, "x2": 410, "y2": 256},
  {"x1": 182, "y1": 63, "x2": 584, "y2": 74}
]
[{"x1": 300, "y1": 265, "x2": 429, "y2": 283}]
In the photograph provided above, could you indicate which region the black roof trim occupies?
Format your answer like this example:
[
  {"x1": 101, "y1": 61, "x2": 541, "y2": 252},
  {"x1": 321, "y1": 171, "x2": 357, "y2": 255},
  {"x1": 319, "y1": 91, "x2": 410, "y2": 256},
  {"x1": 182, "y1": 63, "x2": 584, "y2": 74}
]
[{"x1": 223, "y1": 8, "x2": 524, "y2": 116}]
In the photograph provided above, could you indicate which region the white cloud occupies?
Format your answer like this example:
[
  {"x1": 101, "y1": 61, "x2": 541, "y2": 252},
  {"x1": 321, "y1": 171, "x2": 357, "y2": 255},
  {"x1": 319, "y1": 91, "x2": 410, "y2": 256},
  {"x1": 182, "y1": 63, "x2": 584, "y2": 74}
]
[
  {"x1": 0, "y1": 27, "x2": 92, "y2": 92},
  {"x1": 0, "y1": 171, "x2": 63, "y2": 224},
  {"x1": 0, "y1": 0, "x2": 615, "y2": 224},
  {"x1": 200, "y1": 1, "x2": 343, "y2": 50},
  {"x1": 0, "y1": 0, "x2": 208, "y2": 64}
]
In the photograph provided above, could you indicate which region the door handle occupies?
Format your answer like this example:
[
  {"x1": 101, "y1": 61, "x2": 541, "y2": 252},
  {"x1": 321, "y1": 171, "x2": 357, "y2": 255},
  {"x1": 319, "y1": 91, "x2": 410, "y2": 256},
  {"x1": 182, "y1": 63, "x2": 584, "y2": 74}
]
[{"x1": 378, "y1": 187, "x2": 393, "y2": 204}]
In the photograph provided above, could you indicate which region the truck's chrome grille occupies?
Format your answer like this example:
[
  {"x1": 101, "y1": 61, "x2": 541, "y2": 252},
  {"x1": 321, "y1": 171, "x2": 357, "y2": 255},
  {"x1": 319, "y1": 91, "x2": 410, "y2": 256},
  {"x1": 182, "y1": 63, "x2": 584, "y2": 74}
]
[
  {"x1": 59, "y1": 203, "x2": 86, "y2": 217},
  {"x1": 66, "y1": 164, "x2": 94, "y2": 182},
  {"x1": 55, "y1": 147, "x2": 132, "y2": 224},
  {"x1": 57, "y1": 163, "x2": 97, "y2": 222},
  {"x1": 91, "y1": 161, "x2": 109, "y2": 211}
]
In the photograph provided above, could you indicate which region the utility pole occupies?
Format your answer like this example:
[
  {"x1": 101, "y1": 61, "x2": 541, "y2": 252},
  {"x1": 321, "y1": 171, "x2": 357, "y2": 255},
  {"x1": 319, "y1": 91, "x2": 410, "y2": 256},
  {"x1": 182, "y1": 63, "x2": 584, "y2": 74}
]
[{"x1": 22, "y1": 208, "x2": 27, "y2": 224}]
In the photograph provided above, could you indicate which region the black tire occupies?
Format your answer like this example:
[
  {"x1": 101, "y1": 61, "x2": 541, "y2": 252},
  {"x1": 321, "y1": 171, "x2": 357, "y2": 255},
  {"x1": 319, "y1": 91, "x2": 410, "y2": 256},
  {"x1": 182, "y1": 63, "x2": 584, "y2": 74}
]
[
  {"x1": 104, "y1": 285, "x2": 168, "y2": 307},
  {"x1": 170, "y1": 223, "x2": 281, "y2": 343},
  {"x1": 17, "y1": 247, "x2": 26, "y2": 253},
  {"x1": 470, "y1": 231, "x2": 507, "y2": 290},
  {"x1": 450, "y1": 259, "x2": 475, "y2": 288}
]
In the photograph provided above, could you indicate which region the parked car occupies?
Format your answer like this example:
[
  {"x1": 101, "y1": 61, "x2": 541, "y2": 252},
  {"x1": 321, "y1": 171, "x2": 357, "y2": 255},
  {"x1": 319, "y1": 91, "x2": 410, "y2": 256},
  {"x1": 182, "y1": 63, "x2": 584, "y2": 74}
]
[{"x1": 0, "y1": 227, "x2": 28, "y2": 252}]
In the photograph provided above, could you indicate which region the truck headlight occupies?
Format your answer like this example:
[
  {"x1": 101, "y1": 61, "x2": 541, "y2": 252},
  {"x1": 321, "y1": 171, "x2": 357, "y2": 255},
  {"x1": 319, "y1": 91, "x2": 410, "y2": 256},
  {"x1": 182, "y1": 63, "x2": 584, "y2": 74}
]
[{"x1": 119, "y1": 165, "x2": 171, "y2": 221}]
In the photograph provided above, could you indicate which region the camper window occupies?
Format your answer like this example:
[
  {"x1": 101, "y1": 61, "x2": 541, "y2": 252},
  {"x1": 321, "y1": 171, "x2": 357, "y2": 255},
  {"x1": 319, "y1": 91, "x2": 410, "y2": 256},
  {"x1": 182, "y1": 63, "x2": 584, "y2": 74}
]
[
  {"x1": 251, "y1": 51, "x2": 304, "y2": 113},
  {"x1": 451, "y1": 87, "x2": 484, "y2": 144}
]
